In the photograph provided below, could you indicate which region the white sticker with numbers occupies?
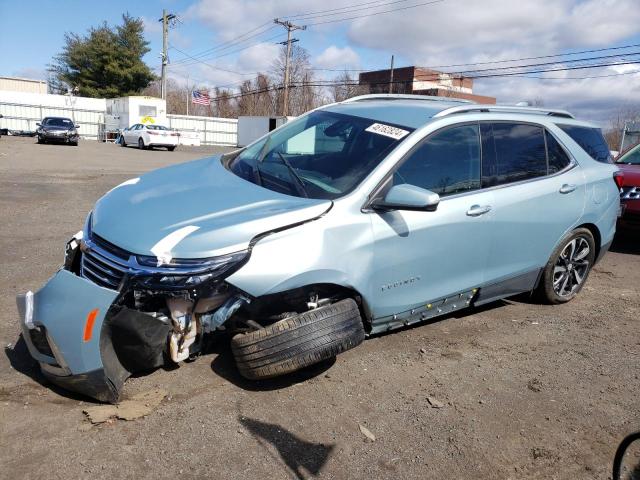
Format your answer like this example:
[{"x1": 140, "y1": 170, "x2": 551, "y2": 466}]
[{"x1": 365, "y1": 123, "x2": 410, "y2": 140}]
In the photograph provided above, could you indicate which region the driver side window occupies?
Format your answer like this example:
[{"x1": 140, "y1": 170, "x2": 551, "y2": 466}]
[{"x1": 394, "y1": 124, "x2": 481, "y2": 197}]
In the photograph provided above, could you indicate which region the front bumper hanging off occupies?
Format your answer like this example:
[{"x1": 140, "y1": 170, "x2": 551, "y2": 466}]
[{"x1": 17, "y1": 270, "x2": 130, "y2": 403}]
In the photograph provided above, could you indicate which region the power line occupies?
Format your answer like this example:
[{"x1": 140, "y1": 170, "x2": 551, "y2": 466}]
[
  {"x1": 306, "y1": 0, "x2": 445, "y2": 26},
  {"x1": 170, "y1": 24, "x2": 277, "y2": 66},
  {"x1": 286, "y1": 0, "x2": 415, "y2": 21},
  {"x1": 286, "y1": 0, "x2": 412, "y2": 19},
  {"x1": 201, "y1": 60, "x2": 640, "y2": 103}
]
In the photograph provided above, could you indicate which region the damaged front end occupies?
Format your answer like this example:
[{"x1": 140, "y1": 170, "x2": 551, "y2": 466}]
[{"x1": 17, "y1": 228, "x2": 252, "y2": 403}]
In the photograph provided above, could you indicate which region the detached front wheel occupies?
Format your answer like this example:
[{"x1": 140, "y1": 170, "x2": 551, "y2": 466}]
[
  {"x1": 538, "y1": 228, "x2": 596, "y2": 304},
  {"x1": 231, "y1": 298, "x2": 365, "y2": 380}
]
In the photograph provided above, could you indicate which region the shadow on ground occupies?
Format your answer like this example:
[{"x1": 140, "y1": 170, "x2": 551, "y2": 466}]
[
  {"x1": 4, "y1": 334, "x2": 92, "y2": 403},
  {"x1": 239, "y1": 416, "x2": 334, "y2": 479},
  {"x1": 210, "y1": 340, "x2": 335, "y2": 392},
  {"x1": 611, "y1": 230, "x2": 640, "y2": 255}
]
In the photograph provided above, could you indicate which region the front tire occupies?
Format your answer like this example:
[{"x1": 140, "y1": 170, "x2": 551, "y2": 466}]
[
  {"x1": 231, "y1": 298, "x2": 365, "y2": 380},
  {"x1": 538, "y1": 228, "x2": 596, "y2": 304},
  {"x1": 138, "y1": 137, "x2": 145, "y2": 150}
]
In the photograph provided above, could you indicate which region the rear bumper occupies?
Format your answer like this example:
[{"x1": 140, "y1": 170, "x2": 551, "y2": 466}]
[{"x1": 618, "y1": 201, "x2": 640, "y2": 230}]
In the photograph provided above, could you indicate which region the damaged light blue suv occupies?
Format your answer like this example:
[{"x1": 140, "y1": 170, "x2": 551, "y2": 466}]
[{"x1": 17, "y1": 95, "x2": 620, "y2": 403}]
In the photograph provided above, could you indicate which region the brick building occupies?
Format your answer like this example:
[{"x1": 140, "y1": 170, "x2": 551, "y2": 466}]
[{"x1": 358, "y1": 66, "x2": 496, "y2": 104}]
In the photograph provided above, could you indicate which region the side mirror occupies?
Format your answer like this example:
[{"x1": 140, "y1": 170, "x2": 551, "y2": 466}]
[
  {"x1": 370, "y1": 184, "x2": 440, "y2": 212},
  {"x1": 36, "y1": 122, "x2": 41, "y2": 126},
  {"x1": 75, "y1": 124, "x2": 80, "y2": 129}
]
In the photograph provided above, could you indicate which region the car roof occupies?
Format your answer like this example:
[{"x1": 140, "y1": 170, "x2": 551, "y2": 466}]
[
  {"x1": 319, "y1": 94, "x2": 592, "y2": 130},
  {"x1": 321, "y1": 98, "x2": 468, "y2": 129}
]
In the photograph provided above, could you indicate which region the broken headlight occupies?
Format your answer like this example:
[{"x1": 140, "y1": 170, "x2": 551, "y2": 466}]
[{"x1": 133, "y1": 251, "x2": 248, "y2": 290}]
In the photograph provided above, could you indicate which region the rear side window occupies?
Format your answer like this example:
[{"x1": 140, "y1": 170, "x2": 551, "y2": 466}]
[
  {"x1": 545, "y1": 131, "x2": 572, "y2": 174},
  {"x1": 558, "y1": 125, "x2": 611, "y2": 163},
  {"x1": 394, "y1": 124, "x2": 481, "y2": 196},
  {"x1": 481, "y1": 123, "x2": 547, "y2": 187}
]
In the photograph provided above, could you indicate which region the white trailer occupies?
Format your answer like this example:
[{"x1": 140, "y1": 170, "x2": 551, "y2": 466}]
[
  {"x1": 105, "y1": 96, "x2": 168, "y2": 130},
  {"x1": 237, "y1": 116, "x2": 293, "y2": 147}
]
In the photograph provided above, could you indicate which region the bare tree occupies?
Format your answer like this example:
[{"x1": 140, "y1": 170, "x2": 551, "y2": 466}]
[
  {"x1": 604, "y1": 107, "x2": 640, "y2": 151},
  {"x1": 330, "y1": 71, "x2": 366, "y2": 102},
  {"x1": 271, "y1": 45, "x2": 321, "y2": 116}
]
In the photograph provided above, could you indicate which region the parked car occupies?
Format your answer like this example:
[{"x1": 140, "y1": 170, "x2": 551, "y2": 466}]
[
  {"x1": 16, "y1": 94, "x2": 620, "y2": 403},
  {"x1": 36, "y1": 117, "x2": 79, "y2": 146},
  {"x1": 615, "y1": 142, "x2": 640, "y2": 230},
  {"x1": 121, "y1": 123, "x2": 179, "y2": 150}
]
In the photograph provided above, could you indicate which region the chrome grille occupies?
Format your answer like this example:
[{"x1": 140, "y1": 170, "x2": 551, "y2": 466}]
[
  {"x1": 621, "y1": 186, "x2": 640, "y2": 200},
  {"x1": 80, "y1": 237, "x2": 130, "y2": 290}
]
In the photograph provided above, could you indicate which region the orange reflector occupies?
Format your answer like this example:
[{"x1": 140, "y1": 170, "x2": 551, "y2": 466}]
[{"x1": 83, "y1": 308, "x2": 99, "y2": 342}]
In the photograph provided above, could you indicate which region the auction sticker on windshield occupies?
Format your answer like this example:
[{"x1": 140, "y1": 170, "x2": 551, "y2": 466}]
[{"x1": 365, "y1": 123, "x2": 410, "y2": 140}]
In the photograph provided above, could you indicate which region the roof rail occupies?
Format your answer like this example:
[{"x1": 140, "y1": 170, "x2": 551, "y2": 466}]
[
  {"x1": 343, "y1": 94, "x2": 473, "y2": 104},
  {"x1": 433, "y1": 104, "x2": 574, "y2": 119}
]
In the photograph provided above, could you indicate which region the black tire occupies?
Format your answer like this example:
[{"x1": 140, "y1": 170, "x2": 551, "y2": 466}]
[
  {"x1": 120, "y1": 137, "x2": 126, "y2": 147},
  {"x1": 138, "y1": 137, "x2": 145, "y2": 150},
  {"x1": 231, "y1": 298, "x2": 365, "y2": 380},
  {"x1": 167, "y1": 146, "x2": 176, "y2": 152},
  {"x1": 69, "y1": 141, "x2": 78, "y2": 146},
  {"x1": 537, "y1": 227, "x2": 596, "y2": 304},
  {"x1": 37, "y1": 137, "x2": 45, "y2": 144}
]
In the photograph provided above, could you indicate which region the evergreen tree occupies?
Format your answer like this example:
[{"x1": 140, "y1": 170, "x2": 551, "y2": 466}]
[{"x1": 49, "y1": 14, "x2": 155, "y2": 98}]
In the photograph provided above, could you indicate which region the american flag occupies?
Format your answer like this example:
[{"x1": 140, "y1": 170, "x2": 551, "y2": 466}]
[{"x1": 192, "y1": 90, "x2": 211, "y2": 105}]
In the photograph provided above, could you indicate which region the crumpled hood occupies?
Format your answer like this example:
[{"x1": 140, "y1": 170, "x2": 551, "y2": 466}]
[{"x1": 92, "y1": 156, "x2": 331, "y2": 258}]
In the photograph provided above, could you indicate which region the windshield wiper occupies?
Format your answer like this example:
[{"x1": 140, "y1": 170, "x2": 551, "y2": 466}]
[{"x1": 275, "y1": 151, "x2": 309, "y2": 198}]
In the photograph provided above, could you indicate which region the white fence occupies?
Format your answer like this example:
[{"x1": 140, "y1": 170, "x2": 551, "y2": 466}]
[
  {"x1": 167, "y1": 114, "x2": 237, "y2": 146},
  {"x1": 0, "y1": 90, "x2": 105, "y2": 139},
  {"x1": 0, "y1": 90, "x2": 238, "y2": 146}
]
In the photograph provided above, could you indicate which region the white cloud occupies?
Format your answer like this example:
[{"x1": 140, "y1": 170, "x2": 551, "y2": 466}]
[
  {"x1": 179, "y1": 0, "x2": 640, "y2": 122},
  {"x1": 315, "y1": 45, "x2": 360, "y2": 69}
]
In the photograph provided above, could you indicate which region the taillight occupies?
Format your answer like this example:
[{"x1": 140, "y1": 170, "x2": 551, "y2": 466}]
[{"x1": 613, "y1": 171, "x2": 624, "y2": 189}]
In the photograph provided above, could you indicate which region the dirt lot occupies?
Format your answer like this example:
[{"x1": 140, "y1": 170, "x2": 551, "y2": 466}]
[{"x1": 0, "y1": 136, "x2": 638, "y2": 479}]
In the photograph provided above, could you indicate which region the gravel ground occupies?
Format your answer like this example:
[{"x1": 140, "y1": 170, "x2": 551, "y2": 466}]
[{"x1": 0, "y1": 136, "x2": 638, "y2": 479}]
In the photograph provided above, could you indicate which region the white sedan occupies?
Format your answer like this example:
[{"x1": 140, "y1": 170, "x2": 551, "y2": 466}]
[{"x1": 121, "y1": 124, "x2": 179, "y2": 151}]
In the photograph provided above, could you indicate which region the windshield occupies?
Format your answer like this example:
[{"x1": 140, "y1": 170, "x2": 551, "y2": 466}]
[
  {"x1": 618, "y1": 143, "x2": 640, "y2": 165},
  {"x1": 227, "y1": 110, "x2": 413, "y2": 199},
  {"x1": 43, "y1": 118, "x2": 73, "y2": 127}
]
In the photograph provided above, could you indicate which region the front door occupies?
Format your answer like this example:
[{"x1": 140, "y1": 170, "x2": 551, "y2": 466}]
[{"x1": 366, "y1": 123, "x2": 494, "y2": 322}]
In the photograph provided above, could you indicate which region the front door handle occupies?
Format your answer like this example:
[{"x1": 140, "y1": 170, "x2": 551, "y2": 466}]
[
  {"x1": 559, "y1": 184, "x2": 576, "y2": 194},
  {"x1": 466, "y1": 204, "x2": 492, "y2": 217}
]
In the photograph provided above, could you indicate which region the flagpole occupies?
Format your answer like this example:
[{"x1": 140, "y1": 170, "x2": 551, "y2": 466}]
[{"x1": 186, "y1": 74, "x2": 190, "y2": 116}]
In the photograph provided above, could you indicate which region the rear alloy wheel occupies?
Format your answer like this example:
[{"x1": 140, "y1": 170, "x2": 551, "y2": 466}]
[
  {"x1": 231, "y1": 298, "x2": 365, "y2": 380},
  {"x1": 138, "y1": 137, "x2": 145, "y2": 149},
  {"x1": 538, "y1": 228, "x2": 596, "y2": 304}
]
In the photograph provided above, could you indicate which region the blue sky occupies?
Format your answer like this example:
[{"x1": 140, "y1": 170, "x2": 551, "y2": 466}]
[{"x1": 1, "y1": 0, "x2": 639, "y2": 123}]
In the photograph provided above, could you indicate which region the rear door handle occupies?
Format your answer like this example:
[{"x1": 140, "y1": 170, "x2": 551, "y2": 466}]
[
  {"x1": 466, "y1": 204, "x2": 492, "y2": 217},
  {"x1": 559, "y1": 184, "x2": 576, "y2": 194}
]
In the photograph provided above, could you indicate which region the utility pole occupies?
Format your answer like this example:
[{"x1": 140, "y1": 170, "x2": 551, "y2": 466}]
[
  {"x1": 389, "y1": 55, "x2": 394, "y2": 94},
  {"x1": 274, "y1": 19, "x2": 306, "y2": 116},
  {"x1": 159, "y1": 10, "x2": 176, "y2": 100}
]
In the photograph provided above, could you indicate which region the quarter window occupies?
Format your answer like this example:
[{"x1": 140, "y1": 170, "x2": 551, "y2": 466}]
[
  {"x1": 546, "y1": 131, "x2": 571, "y2": 173},
  {"x1": 394, "y1": 124, "x2": 481, "y2": 196},
  {"x1": 558, "y1": 125, "x2": 611, "y2": 163},
  {"x1": 481, "y1": 123, "x2": 547, "y2": 187}
]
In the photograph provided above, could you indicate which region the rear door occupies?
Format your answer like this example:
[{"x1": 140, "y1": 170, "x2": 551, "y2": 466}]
[{"x1": 480, "y1": 122, "x2": 586, "y2": 287}]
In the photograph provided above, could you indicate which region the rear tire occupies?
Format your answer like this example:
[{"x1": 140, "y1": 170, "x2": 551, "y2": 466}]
[
  {"x1": 167, "y1": 146, "x2": 176, "y2": 152},
  {"x1": 537, "y1": 228, "x2": 596, "y2": 304},
  {"x1": 231, "y1": 298, "x2": 365, "y2": 380}
]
